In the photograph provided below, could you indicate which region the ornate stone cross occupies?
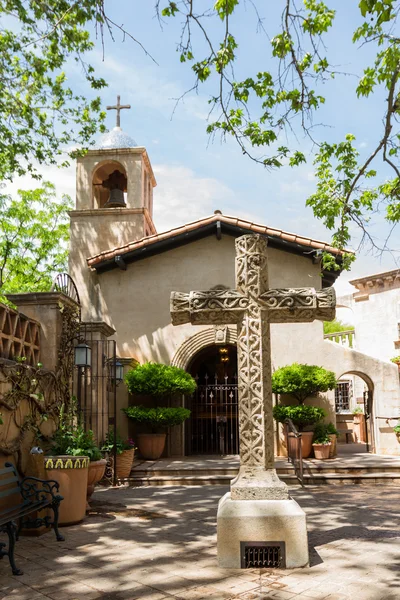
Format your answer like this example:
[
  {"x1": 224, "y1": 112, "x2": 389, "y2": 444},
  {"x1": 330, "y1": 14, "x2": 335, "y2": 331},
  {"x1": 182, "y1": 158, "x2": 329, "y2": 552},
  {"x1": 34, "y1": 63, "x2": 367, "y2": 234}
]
[
  {"x1": 106, "y1": 95, "x2": 131, "y2": 128},
  {"x1": 171, "y1": 234, "x2": 335, "y2": 500}
]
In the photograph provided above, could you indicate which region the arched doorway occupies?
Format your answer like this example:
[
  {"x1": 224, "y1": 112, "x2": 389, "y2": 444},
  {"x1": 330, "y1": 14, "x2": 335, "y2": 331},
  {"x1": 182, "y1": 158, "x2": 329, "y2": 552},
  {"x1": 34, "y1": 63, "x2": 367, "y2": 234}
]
[
  {"x1": 335, "y1": 371, "x2": 375, "y2": 453},
  {"x1": 186, "y1": 344, "x2": 239, "y2": 455}
]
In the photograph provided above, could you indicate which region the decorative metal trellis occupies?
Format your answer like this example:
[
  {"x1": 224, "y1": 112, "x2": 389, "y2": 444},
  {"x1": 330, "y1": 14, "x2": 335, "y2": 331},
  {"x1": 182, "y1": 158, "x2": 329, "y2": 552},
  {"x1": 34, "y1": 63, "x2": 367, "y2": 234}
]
[
  {"x1": 186, "y1": 373, "x2": 239, "y2": 455},
  {"x1": 51, "y1": 273, "x2": 80, "y2": 305}
]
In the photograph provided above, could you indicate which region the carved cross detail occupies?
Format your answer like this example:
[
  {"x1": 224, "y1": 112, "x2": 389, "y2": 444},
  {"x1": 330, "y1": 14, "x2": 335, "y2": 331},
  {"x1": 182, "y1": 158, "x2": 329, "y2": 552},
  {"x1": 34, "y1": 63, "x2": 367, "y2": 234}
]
[
  {"x1": 106, "y1": 95, "x2": 131, "y2": 128},
  {"x1": 171, "y1": 234, "x2": 336, "y2": 500}
]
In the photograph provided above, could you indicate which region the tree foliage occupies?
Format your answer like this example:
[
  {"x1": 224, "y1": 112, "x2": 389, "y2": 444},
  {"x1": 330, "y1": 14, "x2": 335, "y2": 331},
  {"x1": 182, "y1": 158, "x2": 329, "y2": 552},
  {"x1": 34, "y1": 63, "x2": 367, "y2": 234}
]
[
  {"x1": 272, "y1": 362, "x2": 337, "y2": 404},
  {"x1": 0, "y1": 0, "x2": 111, "y2": 180},
  {"x1": 158, "y1": 0, "x2": 400, "y2": 267},
  {"x1": 323, "y1": 319, "x2": 354, "y2": 335},
  {"x1": 0, "y1": 182, "x2": 72, "y2": 303},
  {"x1": 272, "y1": 404, "x2": 326, "y2": 430},
  {"x1": 124, "y1": 362, "x2": 197, "y2": 397}
]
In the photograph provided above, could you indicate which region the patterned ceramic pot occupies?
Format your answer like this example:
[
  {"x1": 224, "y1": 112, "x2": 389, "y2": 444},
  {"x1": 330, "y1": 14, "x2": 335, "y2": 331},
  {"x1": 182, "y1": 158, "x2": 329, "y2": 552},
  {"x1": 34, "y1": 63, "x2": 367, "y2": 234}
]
[{"x1": 44, "y1": 455, "x2": 89, "y2": 526}]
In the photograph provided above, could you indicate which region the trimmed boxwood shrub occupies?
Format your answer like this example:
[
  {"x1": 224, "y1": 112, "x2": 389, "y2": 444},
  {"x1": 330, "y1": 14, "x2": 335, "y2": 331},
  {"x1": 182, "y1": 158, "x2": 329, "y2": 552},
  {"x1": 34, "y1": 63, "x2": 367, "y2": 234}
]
[
  {"x1": 272, "y1": 363, "x2": 337, "y2": 404},
  {"x1": 125, "y1": 362, "x2": 197, "y2": 397},
  {"x1": 123, "y1": 406, "x2": 191, "y2": 432},
  {"x1": 272, "y1": 404, "x2": 326, "y2": 431}
]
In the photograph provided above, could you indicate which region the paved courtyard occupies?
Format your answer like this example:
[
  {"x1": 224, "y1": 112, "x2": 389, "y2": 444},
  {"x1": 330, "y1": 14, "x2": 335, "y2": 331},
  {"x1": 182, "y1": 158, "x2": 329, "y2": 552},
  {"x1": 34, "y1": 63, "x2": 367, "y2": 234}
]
[{"x1": 0, "y1": 484, "x2": 399, "y2": 600}]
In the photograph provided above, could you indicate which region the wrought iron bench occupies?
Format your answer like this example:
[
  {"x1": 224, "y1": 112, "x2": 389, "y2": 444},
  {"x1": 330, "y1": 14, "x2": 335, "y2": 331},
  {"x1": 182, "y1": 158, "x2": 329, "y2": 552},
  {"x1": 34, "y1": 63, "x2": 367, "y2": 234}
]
[{"x1": 0, "y1": 462, "x2": 64, "y2": 576}]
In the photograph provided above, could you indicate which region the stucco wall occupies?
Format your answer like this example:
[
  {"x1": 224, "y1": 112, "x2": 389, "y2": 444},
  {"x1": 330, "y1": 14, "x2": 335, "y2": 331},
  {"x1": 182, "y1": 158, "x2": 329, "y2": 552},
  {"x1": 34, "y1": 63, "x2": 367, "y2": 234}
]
[
  {"x1": 74, "y1": 234, "x2": 400, "y2": 456},
  {"x1": 352, "y1": 288, "x2": 400, "y2": 362}
]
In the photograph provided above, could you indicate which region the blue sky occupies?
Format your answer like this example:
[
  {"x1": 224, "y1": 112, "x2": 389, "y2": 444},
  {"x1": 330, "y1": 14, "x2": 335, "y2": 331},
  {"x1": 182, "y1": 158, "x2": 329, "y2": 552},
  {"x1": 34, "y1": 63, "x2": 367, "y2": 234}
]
[{"x1": 6, "y1": 1, "x2": 400, "y2": 296}]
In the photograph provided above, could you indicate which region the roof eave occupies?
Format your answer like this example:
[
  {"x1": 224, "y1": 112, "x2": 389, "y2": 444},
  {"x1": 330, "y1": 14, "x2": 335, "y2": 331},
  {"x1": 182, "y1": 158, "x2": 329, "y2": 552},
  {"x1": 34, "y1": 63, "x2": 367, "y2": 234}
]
[{"x1": 91, "y1": 220, "x2": 343, "y2": 286}]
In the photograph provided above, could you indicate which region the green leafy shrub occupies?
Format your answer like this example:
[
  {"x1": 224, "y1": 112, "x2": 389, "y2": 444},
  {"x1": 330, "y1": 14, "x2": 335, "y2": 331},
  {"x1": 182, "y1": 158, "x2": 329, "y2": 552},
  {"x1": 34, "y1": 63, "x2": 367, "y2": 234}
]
[
  {"x1": 272, "y1": 363, "x2": 337, "y2": 404},
  {"x1": 125, "y1": 362, "x2": 197, "y2": 397},
  {"x1": 352, "y1": 406, "x2": 364, "y2": 415},
  {"x1": 393, "y1": 423, "x2": 400, "y2": 435},
  {"x1": 123, "y1": 406, "x2": 191, "y2": 433},
  {"x1": 49, "y1": 403, "x2": 102, "y2": 461},
  {"x1": 326, "y1": 422, "x2": 339, "y2": 436},
  {"x1": 323, "y1": 319, "x2": 354, "y2": 335},
  {"x1": 272, "y1": 404, "x2": 326, "y2": 431},
  {"x1": 390, "y1": 356, "x2": 400, "y2": 364},
  {"x1": 313, "y1": 422, "x2": 337, "y2": 443},
  {"x1": 312, "y1": 428, "x2": 331, "y2": 445},
  {"x1": 101, "y1": 430, "x2": 135, "y2": 455}
]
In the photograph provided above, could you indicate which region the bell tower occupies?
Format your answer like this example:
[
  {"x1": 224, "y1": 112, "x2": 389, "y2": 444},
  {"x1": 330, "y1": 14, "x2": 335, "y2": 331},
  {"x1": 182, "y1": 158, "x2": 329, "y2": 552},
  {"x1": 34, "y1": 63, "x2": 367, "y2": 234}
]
[{"x1": 69, "y1": 96, "x2": 157, "y2": 319}]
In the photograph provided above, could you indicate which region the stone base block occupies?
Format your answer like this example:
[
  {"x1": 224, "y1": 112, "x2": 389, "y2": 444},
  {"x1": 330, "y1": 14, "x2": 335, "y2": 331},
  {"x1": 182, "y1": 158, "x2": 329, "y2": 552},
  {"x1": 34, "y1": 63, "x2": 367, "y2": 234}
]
[{"x1": 217, "y1": 492, "x2": 309, "y2": 569}]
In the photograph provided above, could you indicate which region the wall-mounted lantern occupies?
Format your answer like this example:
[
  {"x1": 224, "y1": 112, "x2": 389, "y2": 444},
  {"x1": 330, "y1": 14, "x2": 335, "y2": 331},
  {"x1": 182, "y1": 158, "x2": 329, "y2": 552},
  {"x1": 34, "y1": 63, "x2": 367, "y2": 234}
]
[{"x1": 74, "y1": 343, "x2": 92, "y2": 369}]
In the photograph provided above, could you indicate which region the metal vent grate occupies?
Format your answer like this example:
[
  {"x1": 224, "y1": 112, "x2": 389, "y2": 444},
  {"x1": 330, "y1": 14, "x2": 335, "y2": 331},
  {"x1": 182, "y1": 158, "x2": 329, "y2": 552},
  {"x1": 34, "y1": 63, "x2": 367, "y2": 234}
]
[{"x1": 241, "y1": 542, "x2": 285, "y2": 569}]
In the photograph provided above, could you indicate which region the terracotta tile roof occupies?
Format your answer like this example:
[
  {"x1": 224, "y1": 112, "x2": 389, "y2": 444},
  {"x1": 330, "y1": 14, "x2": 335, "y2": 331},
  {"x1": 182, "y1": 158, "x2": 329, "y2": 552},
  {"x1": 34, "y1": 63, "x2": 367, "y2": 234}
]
[{"x1": 87, "y1": 212, "x2": 350, "y2": 268}]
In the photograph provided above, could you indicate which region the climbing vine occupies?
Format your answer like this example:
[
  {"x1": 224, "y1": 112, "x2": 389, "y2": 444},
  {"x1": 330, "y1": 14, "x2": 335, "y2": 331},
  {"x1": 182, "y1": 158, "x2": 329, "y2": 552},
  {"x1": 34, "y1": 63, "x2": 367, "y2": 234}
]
[{"x1": 0, "y1": 301, "x2": 80, "y2": 466}]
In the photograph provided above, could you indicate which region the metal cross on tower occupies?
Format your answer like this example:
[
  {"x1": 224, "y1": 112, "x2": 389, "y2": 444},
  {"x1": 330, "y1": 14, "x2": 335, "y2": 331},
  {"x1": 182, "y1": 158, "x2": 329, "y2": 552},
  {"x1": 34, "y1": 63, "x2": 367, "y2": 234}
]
[{"x1": 106, "y1": 95, "x2": 131, "y2": 128}]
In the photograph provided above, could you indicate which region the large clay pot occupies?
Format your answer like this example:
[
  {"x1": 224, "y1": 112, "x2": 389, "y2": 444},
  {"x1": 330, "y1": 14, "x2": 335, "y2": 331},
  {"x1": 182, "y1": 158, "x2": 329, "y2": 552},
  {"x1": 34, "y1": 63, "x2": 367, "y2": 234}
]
[
  {"x1": 87, "y1": 459, "x2": 107, "y2": 504},
  {"x1": 44, "y1": 455, "x2": 89, "y2": 526},
  {"x1": 115, "y1": 448, "x2": 135, "y2": 478},
  {"x1": 313, "y1": 443, "x2": 331, "y2": 460},
  {"x1": 137, "y1": 433, "x2": 166, "y2": 460},
  {"x1": 353, "y1": 414, "x2": 366, "y2": 443},
  {"x1": 328, "y1": 434, "x2": 337, "y2": 458},
  {"x1": 300, "y1": 431, "x2": 314, "y2": 458}
]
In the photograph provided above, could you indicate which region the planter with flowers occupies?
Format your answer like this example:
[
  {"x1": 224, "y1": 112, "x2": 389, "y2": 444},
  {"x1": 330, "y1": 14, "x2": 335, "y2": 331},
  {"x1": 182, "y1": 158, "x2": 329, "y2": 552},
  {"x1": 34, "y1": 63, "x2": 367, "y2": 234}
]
[
  {"x1": 102, "y1": 431, "x2": 136, "y2": 478},
  {"x1": 46, "y1": 403, "x2": 104, "y2": 524}
]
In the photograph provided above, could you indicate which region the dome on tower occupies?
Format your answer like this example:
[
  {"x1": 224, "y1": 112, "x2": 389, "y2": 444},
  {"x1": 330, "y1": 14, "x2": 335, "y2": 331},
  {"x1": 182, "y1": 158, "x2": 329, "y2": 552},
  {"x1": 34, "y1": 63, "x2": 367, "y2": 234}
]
[{"x1": 93, "y1": 126, "x2": 137, "y2": 150}]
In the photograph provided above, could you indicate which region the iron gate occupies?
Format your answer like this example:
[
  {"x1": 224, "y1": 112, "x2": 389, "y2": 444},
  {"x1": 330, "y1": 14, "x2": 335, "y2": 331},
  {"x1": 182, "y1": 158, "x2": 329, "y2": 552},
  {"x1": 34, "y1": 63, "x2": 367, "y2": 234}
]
[
  {"x1": 186, "y1": 374, "x2": 239, "y2": 455},
  {"x1": 72, "y1": 336, "x2": 118, "y2": 483}
]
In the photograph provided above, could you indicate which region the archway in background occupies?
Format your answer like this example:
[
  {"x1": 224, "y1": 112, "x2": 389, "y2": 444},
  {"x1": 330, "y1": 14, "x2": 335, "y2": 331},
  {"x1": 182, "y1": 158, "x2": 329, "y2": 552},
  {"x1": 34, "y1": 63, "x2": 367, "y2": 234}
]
[
  {"x1": 335, "y1": 370, "x2": 374, "y2": 454},
  {"x1": 185, "y1": 343, "x2": 239, "y2": 456}
]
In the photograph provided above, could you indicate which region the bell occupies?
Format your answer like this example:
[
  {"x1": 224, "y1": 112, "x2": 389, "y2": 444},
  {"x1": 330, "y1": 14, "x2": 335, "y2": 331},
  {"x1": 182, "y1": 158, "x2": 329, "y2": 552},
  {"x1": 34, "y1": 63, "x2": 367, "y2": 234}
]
[{"x1": 104, "y1": 188, "x2": 126, "y2": 208}]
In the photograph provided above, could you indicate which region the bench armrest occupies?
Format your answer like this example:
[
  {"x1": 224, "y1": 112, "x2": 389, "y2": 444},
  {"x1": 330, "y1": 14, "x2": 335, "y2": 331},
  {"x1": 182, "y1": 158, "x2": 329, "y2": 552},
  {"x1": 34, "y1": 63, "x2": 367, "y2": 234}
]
[{"x1": 20, "y1": 476, "x2": 63, "y2": 504}]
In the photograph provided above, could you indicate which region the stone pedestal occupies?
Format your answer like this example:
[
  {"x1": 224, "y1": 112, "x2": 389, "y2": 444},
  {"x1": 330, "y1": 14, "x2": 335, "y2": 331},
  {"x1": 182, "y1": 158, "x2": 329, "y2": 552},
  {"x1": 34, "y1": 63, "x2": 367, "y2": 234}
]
[{"x1": 217, "y1": 492, "x2": 309, "y2": 569}]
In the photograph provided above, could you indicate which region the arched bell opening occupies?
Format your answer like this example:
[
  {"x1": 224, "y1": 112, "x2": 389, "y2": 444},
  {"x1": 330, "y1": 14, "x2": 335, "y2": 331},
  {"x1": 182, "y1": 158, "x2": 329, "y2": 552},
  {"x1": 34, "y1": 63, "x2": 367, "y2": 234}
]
[
  {"x1": 92, "y1": 160, "x2": 128, "y2": 208},
  {"x1": 185, "y1": 344, "x2": 239, "y2": 456},
  {"x1": 335, "y1": 370, "x2": 375, "y2": 454}
]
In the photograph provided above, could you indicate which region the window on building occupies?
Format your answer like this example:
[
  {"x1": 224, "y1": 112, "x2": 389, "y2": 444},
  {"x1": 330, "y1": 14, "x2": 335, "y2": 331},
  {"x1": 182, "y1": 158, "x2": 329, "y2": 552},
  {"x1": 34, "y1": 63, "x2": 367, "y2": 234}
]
[{"x1": 335, "y1": 380, "x2": 352, "y2": 413}]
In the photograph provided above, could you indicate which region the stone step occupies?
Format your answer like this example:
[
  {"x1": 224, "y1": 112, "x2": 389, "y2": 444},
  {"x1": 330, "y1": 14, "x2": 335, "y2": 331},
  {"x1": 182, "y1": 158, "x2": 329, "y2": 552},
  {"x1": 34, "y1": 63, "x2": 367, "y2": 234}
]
[
  {"x1": 126, "y1": 471, "x2": 400, "y2": 487},
  {"x1": 130, "y1": 465, "x2": 400, "y2": 477}
]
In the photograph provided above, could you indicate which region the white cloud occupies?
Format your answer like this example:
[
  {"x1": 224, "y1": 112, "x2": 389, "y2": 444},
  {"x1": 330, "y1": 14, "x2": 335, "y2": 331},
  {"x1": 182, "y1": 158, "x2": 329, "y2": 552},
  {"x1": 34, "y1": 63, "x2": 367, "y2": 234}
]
[
  {"x1": 2, "y1": 162, "x2": 76, "y2": 202},
  {"x1": 152, "y1": 164, "x2": 237, "y2": 232}
]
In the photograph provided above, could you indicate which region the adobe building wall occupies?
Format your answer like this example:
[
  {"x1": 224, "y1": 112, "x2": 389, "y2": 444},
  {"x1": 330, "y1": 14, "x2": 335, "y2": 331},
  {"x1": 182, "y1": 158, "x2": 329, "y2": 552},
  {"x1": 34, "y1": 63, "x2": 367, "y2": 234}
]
[{"x1": 90, "y1": 234, "x2": 400, "y2": 456}]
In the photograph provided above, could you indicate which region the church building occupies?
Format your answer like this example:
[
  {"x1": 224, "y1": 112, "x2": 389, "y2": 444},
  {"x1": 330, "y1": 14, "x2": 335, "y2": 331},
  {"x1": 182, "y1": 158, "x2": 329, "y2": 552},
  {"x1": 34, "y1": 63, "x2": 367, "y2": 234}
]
[{"x1": 69, "y1": 105, "x2": 400, "y2": 458}]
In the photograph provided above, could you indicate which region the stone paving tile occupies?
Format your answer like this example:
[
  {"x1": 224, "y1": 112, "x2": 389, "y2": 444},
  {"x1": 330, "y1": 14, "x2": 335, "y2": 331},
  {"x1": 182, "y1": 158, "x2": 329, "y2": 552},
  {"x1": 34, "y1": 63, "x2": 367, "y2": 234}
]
[{"x1": 0, "y1": 484, "x2": 400, "y2": 600}]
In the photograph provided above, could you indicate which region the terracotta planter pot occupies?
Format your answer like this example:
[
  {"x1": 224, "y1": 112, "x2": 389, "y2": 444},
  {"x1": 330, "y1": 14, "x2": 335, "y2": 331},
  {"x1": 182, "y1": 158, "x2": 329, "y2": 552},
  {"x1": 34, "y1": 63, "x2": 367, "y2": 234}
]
[
  {"x1": 313, "y1": 443, "x2": 331, "y2": 460},
  {"x1": 137, "y1": 433, "x2": 166, "y2": 460},
  {"x1": 300, "y1": 431, "x2": 314, "y2": 458},
  {"x1": 328, "y1": 434, "x2": 337, "y2": 458},
  {"x1": 87, "y1": 459, "x2": 107, "y2": 504},
  {"x1": 115, "y1": 448, "x2": 135, "y2": 478},
  {"x1": 44, "y1": 455, "x2": 89, "y2": 526},
  {"x1": 353, "y1": 414, "x2": 366, "y2": 443}
]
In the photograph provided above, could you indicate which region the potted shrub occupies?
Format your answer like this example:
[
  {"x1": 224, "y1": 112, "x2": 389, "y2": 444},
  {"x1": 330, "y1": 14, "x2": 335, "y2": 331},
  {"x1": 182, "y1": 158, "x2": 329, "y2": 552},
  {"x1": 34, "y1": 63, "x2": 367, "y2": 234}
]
[
  {"x1": 352, "y1": 406, "x2": 365, "y2": 442},
  {"x1": 45, "y1": 403, "x2": 92, "y2": 525},
  {"x1": 272, "y1": 363, "x2": 336, "y2": 458},
  {"x1": 123, "y1": 406, "x2": 191, "y2": 459},
  {"x1": 326, "y1": 422, "x2": 339, "y2": 458},
  {"x1": 390, "y1": 356, "x2": 400, "y2": 371},
  {"x1": 124, "y1": 362, "x2": 196, "y2": 460},
  {"x1": 312, "y1": 428, "x2": 331, "y2": 460},
  {"x1": 102, "y1": 430, "x2": 136, "y2": 478},
  {"x1": 272, "y1": 404, "x2": 327, "y2": 458},
  {"x1": 393, "y1": 422, "x2": 400, "y2": 441}
]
